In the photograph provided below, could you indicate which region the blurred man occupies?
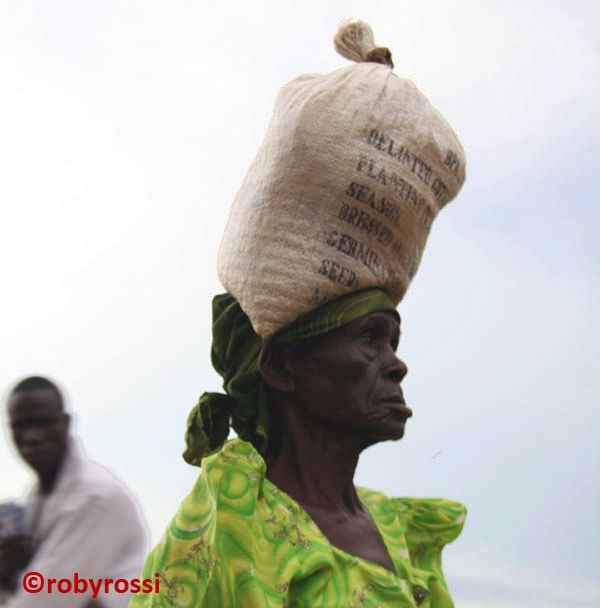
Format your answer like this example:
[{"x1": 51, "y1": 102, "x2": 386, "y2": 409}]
[{"x1": 0, "y1": 376, "x2": 148, "y2": 607}]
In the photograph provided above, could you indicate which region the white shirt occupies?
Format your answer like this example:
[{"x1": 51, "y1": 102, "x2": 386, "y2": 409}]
[{"x1": 2, "y1": 437, "x2": 148, "y2": 608}]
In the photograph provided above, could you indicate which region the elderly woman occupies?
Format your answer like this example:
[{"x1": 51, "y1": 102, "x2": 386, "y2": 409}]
[
  {"x1": 131, "y1": 20, "x2": 467, "y2": 608},
  {"x1": 130, "y1": 291, "x2": 466, "y2": 608}
]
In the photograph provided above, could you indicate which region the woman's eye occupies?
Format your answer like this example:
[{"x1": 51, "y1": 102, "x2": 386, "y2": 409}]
[{"x1": 362, "y1": 332, "x2": 376, "y2": 346}]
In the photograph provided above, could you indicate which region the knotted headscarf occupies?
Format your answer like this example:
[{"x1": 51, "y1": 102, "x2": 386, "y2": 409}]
[{"x1": 183, "y1": 288, "x2": 398, "y2": 466}]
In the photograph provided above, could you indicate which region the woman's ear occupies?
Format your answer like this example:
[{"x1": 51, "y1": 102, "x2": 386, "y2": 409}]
[{"x1": 258, "y1": 343, "x2": 295, "y2": 393}]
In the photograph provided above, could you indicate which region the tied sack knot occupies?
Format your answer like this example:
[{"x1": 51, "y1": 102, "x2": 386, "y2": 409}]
[{"x1": 334, "y1": 19, "x2": 394, "y2": 68}]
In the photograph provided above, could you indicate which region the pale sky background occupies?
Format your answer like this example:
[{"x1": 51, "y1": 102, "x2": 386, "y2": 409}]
[{"x1": 0, "y1": 1, "x2": 598, "y2": 607}]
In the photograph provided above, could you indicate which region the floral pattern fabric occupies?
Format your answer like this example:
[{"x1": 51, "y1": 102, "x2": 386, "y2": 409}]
[{"x1": 129, "y1": 439, "x2": 466, "y2": 608}]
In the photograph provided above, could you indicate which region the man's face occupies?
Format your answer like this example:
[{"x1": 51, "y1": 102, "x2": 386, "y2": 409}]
[
  {"x1": 292, "y1": 311, "x2": 412, "y2": 444},
  {"x1": 8, "y1": 388, "x2": 69, "y2": 476}
]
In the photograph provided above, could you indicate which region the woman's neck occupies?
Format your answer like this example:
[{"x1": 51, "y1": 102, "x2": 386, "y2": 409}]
[
  {"x1": 263, "y1": 392, "x2": 398, "y2": 575},
  {"x1": 265, "y1": 396, "x2": 367, "y2": 514}
]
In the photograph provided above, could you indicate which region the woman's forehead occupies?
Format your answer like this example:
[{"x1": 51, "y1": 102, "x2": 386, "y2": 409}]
[{"x1": 332, "y1": 310, "x2": 401, "y2": 338}]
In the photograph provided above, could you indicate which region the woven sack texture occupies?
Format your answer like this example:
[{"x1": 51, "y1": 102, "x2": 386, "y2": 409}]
[{"x1": 218, "y1": 38, "x2": 465, "y2": 338}]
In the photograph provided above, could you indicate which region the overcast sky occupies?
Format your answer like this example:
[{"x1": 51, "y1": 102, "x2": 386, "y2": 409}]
[{"x1": 1, "y1": 1, "x2": 598, "y2": 607}]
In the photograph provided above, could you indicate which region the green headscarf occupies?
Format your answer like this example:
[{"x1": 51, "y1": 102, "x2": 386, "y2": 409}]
[{"x1": 183, "y1": 288, "x2": 398, "y2": 466}]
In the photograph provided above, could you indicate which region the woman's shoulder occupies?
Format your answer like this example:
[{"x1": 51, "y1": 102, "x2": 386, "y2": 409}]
[
  {"x1": 392, "y1": 496, "x2": 467, "y2": 549},
  {"x1": 180, "y1": 438, "x2": 266, "y2": 520},
  {"x1": 130, "y1": 439, "x2": 269, "y2": 607},
  {"x1": 357, "y1": 488, "x2": 466, "y2": 607},
  {"x1": 358, "y1": 487, "x2": 467, "y2": 550},
  {"x1": 200, "y1": 437, "x2": 266, "y2": 479}
]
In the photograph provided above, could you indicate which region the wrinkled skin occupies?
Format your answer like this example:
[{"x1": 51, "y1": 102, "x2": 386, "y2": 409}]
[
  {"x1": 259, "y1": 311, "x2": 410, "y2": 573},
  {"x1": 290, "y1": 311, "x2": 410, "y2": 444}
]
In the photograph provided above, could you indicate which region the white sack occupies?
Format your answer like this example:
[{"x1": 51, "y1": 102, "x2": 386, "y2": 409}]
[{"x1": 218, "y1": 27, "x2": 466, "y2": 339}]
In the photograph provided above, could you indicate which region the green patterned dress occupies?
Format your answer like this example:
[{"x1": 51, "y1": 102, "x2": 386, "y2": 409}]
[{"x1": 129, "y1": 439, "x2": 466, "y2": 608}]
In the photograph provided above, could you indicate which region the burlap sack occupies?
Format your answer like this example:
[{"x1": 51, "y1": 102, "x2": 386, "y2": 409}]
[{"x1": 217, "y1": 20, "x2": 466, "y2": 338}]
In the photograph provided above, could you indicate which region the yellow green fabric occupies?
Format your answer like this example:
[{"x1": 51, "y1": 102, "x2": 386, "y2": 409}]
[
  {"x1": 183, "y1": 288, "x2": 398, "y2": 465},
  {"x1": 130, "y1": 439, "x2": 466, "y2": 608}
]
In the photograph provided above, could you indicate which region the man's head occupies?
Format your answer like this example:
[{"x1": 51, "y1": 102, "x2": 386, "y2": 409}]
[
  {"x1": 259, "y1": 310, "x2": 412, "y2": 449},
  {"x1": 7, "y1": 376, "x2": 70, "y2": 477}
]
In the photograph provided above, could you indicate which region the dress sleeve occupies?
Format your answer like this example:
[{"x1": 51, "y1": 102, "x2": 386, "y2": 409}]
[
  {"x1": 392, "y1": 498, "x2": 466, "y2": 608},
  {"x1": 129, "y1": 460, "x2": 219, "y2": 608}
]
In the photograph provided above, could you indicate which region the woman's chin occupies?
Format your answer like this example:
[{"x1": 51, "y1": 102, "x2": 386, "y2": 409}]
[
  {"x1": 384, "y1": 423, "x2": 407, "y2": 441},
  {"x1": 362, "y1": 419, "x2": 407, "y2": 444}
]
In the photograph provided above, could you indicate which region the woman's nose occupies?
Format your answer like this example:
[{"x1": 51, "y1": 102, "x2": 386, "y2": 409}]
[{"x1": 384, "y1": 353, "x2": 408, "y2": 384}]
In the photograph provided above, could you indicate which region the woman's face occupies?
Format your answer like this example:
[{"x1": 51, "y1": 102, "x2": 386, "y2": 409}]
[{"x1": 290, "y1": 311, "x2": 411, "y2": 443}]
